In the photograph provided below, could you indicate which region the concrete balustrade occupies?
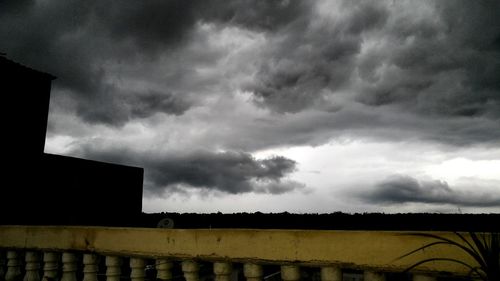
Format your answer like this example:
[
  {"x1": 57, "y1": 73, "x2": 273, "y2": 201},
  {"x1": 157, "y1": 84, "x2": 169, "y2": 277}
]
[
  {"x1": 82, "y1": 254, "x2": 98, "y2": 281},
  {"x1": 0, "y1": 226, "x2": 481, "y2": 281},
  {"x1": 42, "y1": 252, "x2": 59, "y2": 281},
  {"x1": 61, "y1": 253, "x2": 77, "y2": 281},
  {"x1": 23, "y1": 252, "x2": 40, "y2": 281},
  {"x1": 105, "y1": 256, "x2": 122, "y2": 281},
  {"x1": 364, "y1": 271, "x2": 386, "y2": 281},
  {"x1": 321, "y1": 266, "x2": 342, "y2": 281},
  {"x1": 181, "y1": 260, "x2": 199, "y2": 281},
  {"x1": 5, "y1": 251, "x2": 22, "y2": 281},
  {"x1": 243, "y1": 263, "x2": 263, "y2": 281},
  {"x1": 156, "y1": 259, "x2": 173, "y2": 280},
  {"x1": 130, "y1": 258, "x2": 146, "y2": 281},
  {"x1": 281, "y1": 265, "x2": 300, "y2": 281},
  {"x1": 214, "y1": 262, "x2": 232, "y2": 281}
]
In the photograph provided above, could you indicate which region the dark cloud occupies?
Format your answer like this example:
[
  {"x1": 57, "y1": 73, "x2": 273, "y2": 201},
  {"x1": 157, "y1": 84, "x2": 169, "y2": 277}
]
[
  {"x1": 3, "y1": 0, "x2": 500, "y2": 197},
  {"x1": 356, "y1": 1, "x2": 500, "y2": 121},
  {"x1": 246, "y1": 1, "x2": 388, "y2": 113},
  {"x1": 0, "y1": 0, "x2": 34, "y2": 16},
  {"x1": 0, "y1": 0, "x2": 312, "y2": 127},
  {"x1": 4, "y1": 0, "x2": 499, "y2": 210},
  {"x1": 237, "y1": 0, "x2": 500, "y2": 146},
  {"x1": 93, "y1": 1, "x2": 202, "y2": 54},
  {"x1": 74, "y1": 144, "x2": 303, "y2": 195},
  {"x1": 0, "y1": 0, "x2": 199, "y2": 126},
  {"x1": 360, "y1": 175, "x2": 500, "y2": 207},
  {"x1": 247, "y1": 0, "x2": 500, "y2": 121},
  {"x1": 128, "y1": 91, "x2": 190, "y2": 119},
  {"x1": 5, "y1": 0, "x2": 497, "y2": 137},
  {"x1": 145, "y1": 151, "x2": 301, "y2": 195},
  {"x1": 341, "y1": 1, "x2": 389, "y2": 34},
  {"x1": 73, "y1": 88, "x2": 191, "y2": 125},
  {"x1": 204, "y1": 0, "x2": 312, "y2": 32}
]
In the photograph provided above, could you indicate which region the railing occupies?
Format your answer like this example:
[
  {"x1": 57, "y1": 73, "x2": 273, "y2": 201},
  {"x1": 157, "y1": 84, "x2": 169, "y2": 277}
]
[{"x1": 0, "y1": 226, "x2": 478, "y2": 281}]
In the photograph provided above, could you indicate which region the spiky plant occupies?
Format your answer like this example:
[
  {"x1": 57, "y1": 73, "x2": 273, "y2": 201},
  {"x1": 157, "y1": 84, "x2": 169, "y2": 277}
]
[{"x1": 397, "y1": 232, "x2": 500, "y2": 281}]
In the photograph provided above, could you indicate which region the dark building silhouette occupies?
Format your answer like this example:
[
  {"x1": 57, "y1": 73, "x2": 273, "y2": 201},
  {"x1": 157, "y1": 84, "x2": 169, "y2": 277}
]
[{"x1": 0, "y1": 55, "x2": 144, "y2": 226}]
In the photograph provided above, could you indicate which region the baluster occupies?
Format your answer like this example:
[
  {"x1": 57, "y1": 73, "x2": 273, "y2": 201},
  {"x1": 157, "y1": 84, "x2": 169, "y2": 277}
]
[
  {"x1": 214, "y1": 262, "x2": 232, "y2": 281},
  {"x1": 105, "y1": 256, "x2": 122, "y2": 281},
  {"x1": 61, "y1": 253, "x2": 77, "y2": 281},
  {"x1": 243, "y1": 264, "x2": 262, "y2": 281},
  {"x1": 42, "y1": 252, "x2": 59, "y2": 281},
  {"x1": 130, "y1": 258, "x2": 146, "y2": 281},
  {"x1": 0, "y1": 252, "x2": 6, "y2": 281},
  {"x1": 5, "y1": 251, "x2": 22, "y2": 281},
  {"x1": 320, "y1": 266, "x2": 341, "y2": 281},
  {"x1": 364, "y1": 271, "x2": 386, "y2": 281},
  {"x1": 83, "y1": 254, "x2": 99, "y2": 281},
  {"x1": 23, "y1": 252, "x2": 40, "y2": 281},
  {"x1": 181, "y1": 261, "x2": 198, "y2": 281},
  {"x1": 281, "y1": 265, "x2": 300, "y2": 281},
  {"x1": 155, "y1": 259, "x2": 172, "y2": 281},
  {"x1": 413, "y1": 274, "x2": 436, "y2": 281}
]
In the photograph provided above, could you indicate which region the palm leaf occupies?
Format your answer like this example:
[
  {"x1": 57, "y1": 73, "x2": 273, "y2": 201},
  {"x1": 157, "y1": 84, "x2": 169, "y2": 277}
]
[
  {"x1": 470, "y1": 232, "x2": 489, "y2": 259},
  {"x1": 454, "y1": 232, "x2": 487, "y2": 267},
  {"x1": 397, "y1": 232, "x2": 500, "y2": 281},
  {"x1": 398, "y1": 232, "x2": 487, "y2": 269},
  {"x1": 397, "y1": 241, "x2": 459, "y2": 260},
  {"x1": 403, "y1": 257, "x2": 480, "y2": 274}
]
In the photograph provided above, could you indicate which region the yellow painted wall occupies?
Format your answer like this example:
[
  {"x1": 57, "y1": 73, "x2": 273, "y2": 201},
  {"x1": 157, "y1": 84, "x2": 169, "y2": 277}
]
[{"x1": 0, "y1": 226, "x2": 479, "y2": 276}]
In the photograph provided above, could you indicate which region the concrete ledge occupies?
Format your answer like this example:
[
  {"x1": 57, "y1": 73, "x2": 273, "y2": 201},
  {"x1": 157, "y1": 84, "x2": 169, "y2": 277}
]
[{"x1": 0, "y1": 226, "x2": 478, "y2": 275}]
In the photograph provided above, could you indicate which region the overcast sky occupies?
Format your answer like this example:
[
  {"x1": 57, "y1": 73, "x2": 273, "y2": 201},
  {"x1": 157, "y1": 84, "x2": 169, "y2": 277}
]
[{"x1": 2, "y1": 0, "x2": 500, "y2": 213}]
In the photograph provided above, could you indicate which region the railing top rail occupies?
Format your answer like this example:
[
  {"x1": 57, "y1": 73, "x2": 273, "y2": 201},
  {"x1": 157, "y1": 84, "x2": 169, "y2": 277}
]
[{"x1": 0, "y1": 226, "x2": 478, "y2": 275}]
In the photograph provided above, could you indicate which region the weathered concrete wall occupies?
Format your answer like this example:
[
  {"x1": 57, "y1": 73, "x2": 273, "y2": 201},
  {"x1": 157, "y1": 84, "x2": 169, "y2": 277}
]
[{"x1": 0, "y1": 226, "x2": 477, "y2": 275}]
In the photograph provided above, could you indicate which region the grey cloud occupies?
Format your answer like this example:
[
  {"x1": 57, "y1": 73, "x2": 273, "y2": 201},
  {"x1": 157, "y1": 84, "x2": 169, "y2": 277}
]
[
  {"x1": 0, "y1": 0, "x2": 313, "y2": 127},
  {"x1": 0, "y1": 0, "x2": 34, "y2": 16},
  {"x1": 74, "y1": 145, "x2": 303, "y2": 195},
  {"x1": 128, "y1": 91, "x2": 190, "y2": 119},
  {"x1": 182, "y1": 101, "x2": 500, "y2": 154},
  {"x1": 146, "y1": 152, "x2": 300, "y2": 195},
  {"x1": 95, "y1": 0, "x2": 310, "y2": 51},
  {"x1": 1, "y1": 0, "x2": 197, "y2": 127},
  {"x1": 361, "y1": 175, "x2": 500, "y2": 207},
  {"x1": 0, "y1": 0, "x2": 103, "y2": 91},
  {"x1": 204, "y1": 0, "x2": 312, "y2": 32},
  {"x1": 93, "y1": 1, "x2": 201, "y2": 54},
  {"x1": 342, "y1": 1, "x2": 389, "y2": 34},
  {"x1": 67, "y1": 86, "x2": 191, "y2": 126},
  {"x1": 356, "y1": 1, "x2": 500, "y2": 120},
  {"x1": 246, "y1": 1, "x2": 388, "y2": 113},
  {"x1": 3, "y1": 0, "x2": 500, "y2": 152},
  {"x1": 252, "y1": 180, "x2": 306, "y2": 195},
  {"x1": 240, "y1": 0, "x2": 500, "y2": 146}
]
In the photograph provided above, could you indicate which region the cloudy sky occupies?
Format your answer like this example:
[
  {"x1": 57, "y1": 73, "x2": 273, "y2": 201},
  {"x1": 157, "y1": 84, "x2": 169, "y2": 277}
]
[{"x1": 2, "y1": 0, "x2": 500, "y2": 213}]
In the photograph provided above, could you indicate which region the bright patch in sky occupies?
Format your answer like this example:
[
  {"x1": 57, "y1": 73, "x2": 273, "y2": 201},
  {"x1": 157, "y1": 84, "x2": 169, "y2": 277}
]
[{"x1": 425, "y1": 158, "x2": 500, "y2": 184}]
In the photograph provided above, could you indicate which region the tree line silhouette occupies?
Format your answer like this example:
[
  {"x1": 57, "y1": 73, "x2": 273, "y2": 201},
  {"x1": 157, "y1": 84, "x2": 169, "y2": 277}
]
[{"x1": 138, "y1": 212, "x2": 500, "y2": 231}]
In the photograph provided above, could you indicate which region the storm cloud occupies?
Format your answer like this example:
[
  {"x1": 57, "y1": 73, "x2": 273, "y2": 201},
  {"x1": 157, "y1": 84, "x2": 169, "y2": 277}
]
[
  {"x1": 2, "y1": 0, "x2": 500, "y2": 206},
  {"x1": 355, "y1": 1, "x2": 500, "y2": 121},
  {"x1": 0, "y1": 0, "x2": 311, "y2": 126},
  {"x1": 246, "y1": 1, "x2": 388, "y2": 113},
  {"x1": 361, "y1": 175, "x2": 500, "y2": 207},
  {"x1": 2, "y1": 0, "x2": 499, "y2": 141},
  {"x1": 242, "y1": 0, "x2": 500, "y2": 144},
  {"x1": 144, "y1": 151, "x2": 302, "y2": 195},
  {"x1": 73, "y1": 144, "x2": 303, "y2": 195}
]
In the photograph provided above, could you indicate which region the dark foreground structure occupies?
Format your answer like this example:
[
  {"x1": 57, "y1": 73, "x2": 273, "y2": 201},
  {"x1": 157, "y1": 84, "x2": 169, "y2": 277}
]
[
  {"x1": 0, "y1": 55, "x2": 143, "y2": 226},
  {"x1": 141, "y1": 212, "x2": 500, "y2": 231}
]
